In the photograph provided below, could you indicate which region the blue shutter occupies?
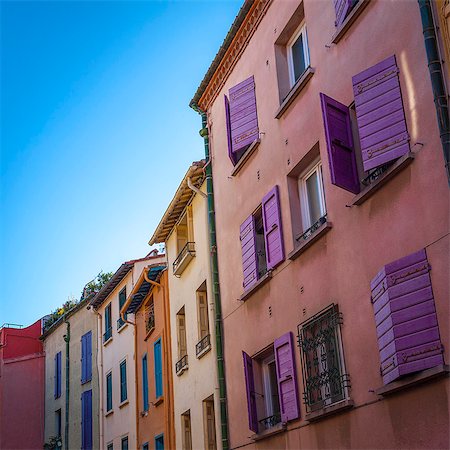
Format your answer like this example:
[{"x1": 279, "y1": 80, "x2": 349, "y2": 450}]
[
  {"x1": 81, "y1": 334, "x2": 86, "y2": 383},
  {"x1": 81, "y1": 390, "x2": 93, "y2": 450},
  {"x1": 154, "y1": 339, "x2": 163, "y2": 398},
  {"x1": 155, "y1": 434, "x2": 164, "y2": 450},
  {"x1": 106, "y1": 373, "x2": 112, "y2": 411},
  {"x1": 86, "y1": 331, "x2": 92, "y2": 382},
  {"x1": 55, "y1": 352, "x2": 62, "y2": 398},
  {"x1": 142, "y1": 355, "x2": 149, "y2": 411},
  {"x1": 120, "y1": 361, "x2": 127, "y2": 403}
]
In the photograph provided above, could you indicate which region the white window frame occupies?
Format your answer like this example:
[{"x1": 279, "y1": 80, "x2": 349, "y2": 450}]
[
  {"x1": 299, "y1": 160, "x2": 326, "y2": 231},
  {"x1": 287, "y1": 23, "x2": 310, "y2": 88}
]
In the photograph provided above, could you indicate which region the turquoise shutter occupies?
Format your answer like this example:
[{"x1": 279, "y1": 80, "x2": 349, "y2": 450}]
[
  {"x1": 142, "y1": 354, "x2": 149, "y2": 411},
  {"x1": 154, "y1": 339, "x2": 163, "y2": 398}
]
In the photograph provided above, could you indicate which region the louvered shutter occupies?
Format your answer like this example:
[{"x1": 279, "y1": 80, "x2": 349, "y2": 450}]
[
  {"x1": 86, "y1": 331, "x2": 92, "y2": 382},
  {"x1": 81, "y1": 390, "x2": 93, "y2": 450},
  {"x1": 242, "y1": 351, "x2": 258, "y2": 433},
  {"x1": 154, "y1": 339, "x2": 163, "y2": 398},
  {"x1": 178, "y1": 314, "x2": 187, "y2": 356},
  {"x1": 320, "y1": 93, "x2": 360, "y2": 194},
  {"x1": 353, "y1": 55, "x2": 410, "y2": 171},
  {"x1": 262, "y1": 186, "x2": 285, "y2": 270},
  {"x1": 142, "y1": 355, "x2": 149, "y2": 411},
  {"x1": 274, "y1": 332, "x2": 300, "y2": 422},
  {"x1": 198, "y1": 292, "x2": 209, "y2": 339},
  {"x1": 229, "y1": 76, "x2": 259, "y2": 154},
  {"x1": 55, "y1": 352, "x2": 61, "y2": 398},
  {"x1": 371, "y1": 249, "x2": 444, "y2": 385},
  {"x1": 240, "y1": 215, "x2": 258, "y2": 291},
  {"x1": 334, "y1": 0, "x2": 354, "y2": 27},
  {"x1": 224, "y1": 95, "x2": 236, "y2": 165},
  {"x1": 81, "y1": 333, "x2": 87, "y2": 383}
]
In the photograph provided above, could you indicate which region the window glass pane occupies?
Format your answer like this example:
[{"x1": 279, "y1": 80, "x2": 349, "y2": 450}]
[
  {"x1": 268, "y1": 362, "x2": 280, "y2": 416},
  {"x1": 121, "y1": 437, "x2": 128, "y2": 450},
  {"x1": 306, "y1": 171, "x2": 322, "y2": 225},
  {"x1": 292, "y1": 33, "x2": 306, "y2": 82}
]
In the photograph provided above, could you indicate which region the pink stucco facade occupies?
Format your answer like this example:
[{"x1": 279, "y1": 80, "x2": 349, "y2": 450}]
[
  {"x1": 0, "y1": 320, "x2": 45, "y2": 450},
  {"x1": 199, "y1": 0, "x2": 449, "y2": 448}
]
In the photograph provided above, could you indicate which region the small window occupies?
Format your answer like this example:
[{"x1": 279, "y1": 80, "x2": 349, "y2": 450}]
[
  {"x1": 145, "y1": 297, "x2": 155, "y2": 334},
  {"x1": 121, "y1": 436, "x2": 128, "y2": 450},
  {"x1": 55, "y1": 409, "x2": 62, "y2": 437},
  {"x1": 104, "y1": 303, "x2": 112, "y2": 343},
  {"x1": 173, "y1": 206, "x2": 195, "y2": 275},
  {"x1": 299, "y1": 161, "x2": 326, "y2": 232},
  {"x1": 142, "y1": 354, "x2": 149, "y2": 411},
  {"x1": 287, "y1": 24, "x2": 310, "y2": 87},
  {"x1": 107, "y1": 443, "x2": 113, "y2": 450},
  {"x1": 203, "y1": 397, "x2": 217, "y2": 450},
  {"x1": 181, "y1": 410, "x2": 192, "y2": 450},
  {"x1": 118, "y1": 287, "x2": 127, "y2": 330},
  {"x1": 176, "y1": 308, "x2": 188, "y2": 374},
  {"x1": 154, "y1": 338, "x2": 163, "y2": 398},
  {"x1": 54, "y1": 351, "x2": 62, "y2": 399},
  {"x1": 142, "y1": 444, "x2": 149, "y2": 450},
  {"x1": 155, "y1": 434, "x2": 164, "y2": 450},
  {"x1": 106, "y1": 372, "x2": 113, "y2": 412},
  {"x1": 196, "y1": 284, "x2": 211, "y2": 357},
  {"x1": 120, "y1": 360, "x2": 127, "y2": 403}
]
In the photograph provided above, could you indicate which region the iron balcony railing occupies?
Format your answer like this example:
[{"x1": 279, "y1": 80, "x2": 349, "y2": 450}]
[
  {"x1": 175, "y1": 354, "x2": 188, "y2": 374},
  {"x1": 173, "y1": 242, "x2": 196, "y2": 275},
  {"x1": 361, "y1": 161, "x2": 392, "y2": 186},
  {"x1": 297, "y1": 214, "x2": 327, "y2": 243},
  {"x1": 258, "y1": 413, "x2": 281, "y2": 430},
  {"x1": 117, "y1": 316, "x2": 126, "y2": 330},
  {"x1": 146, "y1": 315, "x2": 155, "y2": 334},
  {"x1": 103, "y1": 327, "x2": 112, "y2": 343},
  {"x1": 196, "y1": 334, "x2": 211, "y2": 357}
]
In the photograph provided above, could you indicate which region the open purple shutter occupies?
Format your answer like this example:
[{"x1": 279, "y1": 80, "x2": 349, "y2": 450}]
[
  {"x1": 242, "y1": 351, "x2": 258, "y2": 433},
  {"x1": 229, "y1": 76, "x2": 259, "y2": 153},
  {"x1": 274, "y1": 332, "x2": 300, "y2": 423},
  {"x1": 320, "y1": 93, "x2": 360, "y2": 194},
  {"x1": 371, "y1": 249, "x2": 444, "y2": 385},
  {"x1": 353, "y1": 55, "x2": 410, "y2": 171},
  {"x1": 224, "y1": 95, "x2": 236, "y2": 165},
  {"x1": 334, "y1": 0, "x2": 353, "y2": 27},
  {"x1": 262, "y1": 186, "x2": 285, "y2": 270},
  {"x1": 240, "y1": 214, "x2": 258, "y2": 291}
]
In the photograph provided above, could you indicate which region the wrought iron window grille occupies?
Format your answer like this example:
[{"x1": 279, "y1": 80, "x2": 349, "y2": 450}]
[
  {"x1": 297, "y1": 215, "x2": 327, "y2": 242},
  {"x1": 175, "y1": 354, "x2": 188, "y2": 374},
  {"x1": 173, "y1": 242, "x2": 196, "y2": 274},
  {"x1": 258, "y1": 413, "x2": 281, "y2": 430},
  {"x1": 117, "y1": 316, "x2": 126, "y2": 330},
  {"x1": 297, "y1": 304, "x2": 350, "y2": 412},
  {"x1": 103, "y1": 327, "x2": 112, "y2": 343},
  {"x1": 196, "y1": 334, "x2": 211, "y2": 356},
  {"x1": 146, "y1": 315, "x2": 155, "y2": 334},
  {"x1": 361, "y1": 162, "x2": 393, "y2": 186}
]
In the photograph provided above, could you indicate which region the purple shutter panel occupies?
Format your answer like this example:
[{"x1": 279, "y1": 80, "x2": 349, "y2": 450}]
[
  {"x1": 240, "y1": 214, "x2": 258, "y2": 291},
  {"x1": 334, "y1": 0, "x2": 353, "y2": 27},
  {"x1": 353, "y1": 55, "x2": 410, "y2": 171},
  {"x1": 320, "y1": 93, "x2": 360, "y2": 194},
  {"x1": 81, "y1": 390, "x2": 93, "y2": 450},
  {"x1": 224, "y1": 95, "x2": 236, "y2": 165},
  {"x1": 371, "y1": 249, "x2": 444, "y2": 385},
  {"x1": 274, "y1": 332, "x2": 300, "y2": 423},
  {"x1": 81, "y1": 333, "x2": 86, "y2": 383},
  {"x1": 86, "y1": 332, "x2": 92, "y2": 382},
  {"x1": 242, "y1": 351, "x2": 258, "y2": 433},
  {"x1": 229, "y1": 76, "x2": 259, "y2": 153},
  {"x1": 262, "y1": 186, "x2": 285, "y2": 270},
  {"x1": 54, "y1": 354, "x2": 58, "y2": 398}
]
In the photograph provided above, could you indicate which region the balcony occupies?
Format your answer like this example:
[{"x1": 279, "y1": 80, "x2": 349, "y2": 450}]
[
  {"x1": 175, "y1": 355, "x2": 188, "y2": 376},
  {"x1": 196, "y1": 334, "x2": 211, "y2": 359},
  {"x1": 146, "y1": 315, "x2": 155, "y2": 334},
  {"x1": 103, "y1": 327, "x2": 112, "y2": 343},
  {"x1": 258, "y1": 413, "x2": 281, "y2": 431},
  {"x1": 117, "y1": 316, "x2": 127, "y2": 331},
  {"x1": 173, "y1": 242, "x2": 195, "y2": 276}
]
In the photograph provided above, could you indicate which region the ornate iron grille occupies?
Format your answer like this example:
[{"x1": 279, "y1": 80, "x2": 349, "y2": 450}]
[
  {"x1": 117, "y1": 317, "x2": 126, "y2": 330},
  {"x1": 175, "y1": 354, "x2": 188, "y2": 374},
  {"x1": 297, "y1": 214, "x2": 327, "y2": 242},
  {"x1": 258, "y1": 413, "x2": 281, "y2": 430},
  {"x1": 196, "y1": 334, "x2": 211, "y2": 356},
  {"x1": 173, "y1": 242, "x2": 196, "y2": 273},
  {"x1": 145, "y1": 300, "x2": 155, "y2": 334},
  {"x1": 361, "y1": 162, "x2": 393, "y2": 186},
  {"x1": 103, "y1": 327, "x2": 112, "y2": 343},
  {"x1": 297, "y1": 304, "x2": 350, "y2": 412}
]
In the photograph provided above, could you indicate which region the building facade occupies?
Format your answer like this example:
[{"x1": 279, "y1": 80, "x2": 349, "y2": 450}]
[
  {"x1": 90, "y1": 252, "x2": 164, "y2": 450},
  {"x1": 150, "y1": 161, "x2": 223, "y2": 450},
  {"x1": 0, "y1": 320, "x2": 45, "y2": 450},
  {"x1": 42, "y1": 299, "x2": 100, "y2": 450},
  {"x1": 121, "y1": 264, "x2": 176, "y2": 450},
  {"x1": 191, "y1": 0, "x2": 449, "y2": 448}
]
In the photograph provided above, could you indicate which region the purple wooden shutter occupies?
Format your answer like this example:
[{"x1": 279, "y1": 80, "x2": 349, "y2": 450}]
[
  {"x1": 229, "y1": 76, "x2": 259, "y2": 154},
  {"x1": 242, "y1": 351, "x2": 258, "y2": 433},
  {"x1": 81, "y1": 333, "x2": 86, "y2": 383},
  {"x1": 334, "y1": 0, "x2": 353, "y2": 27},
  {"x1": 240, "y1": 214, "x2": 258, "y2": 291},
  {"x1": 81, "y1": 390, "x2": 93, "y2": 450},
  {"x1": 262, "y1": 186, "x2": 285, "y2": 270},
  {"x1": 86, "y1": 332, "x2": 92, "y2": 382},
  {"x1": 371, "y1": 249, "x2": 444, "y2": 385},
  {"x1": 353, "y1": 55, "x2": 410, "y2": 171},
  {"x1": 224, "y1": 95, "x2": 236, "y2": 165},
  {"x1": 274, "y1": 332, "x2": 300, "y2": 423},
  {"x1": 320, "y1": 93, "x2": 360, "y2": 194}
]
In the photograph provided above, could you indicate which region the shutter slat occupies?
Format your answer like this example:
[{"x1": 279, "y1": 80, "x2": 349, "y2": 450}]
[
  {"x1": 240, "y1": 215, "x2": 258, "y2": 290},
  {"x1": 320, "y1": 93, "x2": 360, "y2": 194},
  {"x1": 334, "y1": 0, "x2": 353, "y2": 27},
  {"x1": 242, "y1": 351, "x2": 258, "y2": 433},
  {"x1": 353, "y1": 55, "x2": 409, "y2": 171}
]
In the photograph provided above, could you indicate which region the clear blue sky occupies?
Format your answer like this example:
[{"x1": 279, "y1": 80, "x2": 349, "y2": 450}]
[{"x1": 0, "y1": 0, "x2": 241, "y2": 326}]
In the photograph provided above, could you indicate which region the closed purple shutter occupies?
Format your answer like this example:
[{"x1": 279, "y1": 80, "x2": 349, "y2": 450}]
[
  {"x1": 240, "y1": 214, "x2": 258, "y2": 291},
  {"x1": 371, "y1": 249, "x2": 444, "y2": 385},
  {"x1": 274, "y1": 332, "x2": 300, "y2": 423},
  {"x1": 320, "y1": 93, "x2": 360, "y2": 194},
  {"x1": 224, "y1": 95, "x2": 235, "y2": 165},
  {"x1": 81, "y1": 390, "x2": 93, "y2": 450},
  {"x1": 229, "y1": 76, "x2": 259, "y2": 154},
  {"x1": 262, "y1": 186, "x2": 285, "y2": 270},
  {"x1": 334, "y1": 0, "x2": 353, "y2": 27},
  {"x1": 242, "y1": 351, "x2": 258, "y2": 433},
  {"x1": 81, "y1": 333, "x2": 86, "y2": 383},
  {"x1": 353, "y1": 55, "x2": 410, "y2": 171}
]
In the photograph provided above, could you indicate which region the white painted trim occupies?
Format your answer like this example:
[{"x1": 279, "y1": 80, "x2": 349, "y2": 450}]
[{"x1": 287, "y1": 23, "x2": 310, "y2": 88}]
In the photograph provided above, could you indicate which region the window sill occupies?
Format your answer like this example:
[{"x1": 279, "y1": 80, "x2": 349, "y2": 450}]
[
  {"x1": 196, "y1": 344, "x2": 211, "y2": 359},
  {"x1": 119, "y1": 399, "x2": 129, "y2": 409},
  {"x1": 305, "y1": 399, "x2": 354, "y2": 422},
  {"x1": 288, "y1": 222, "x2": 332, "y2": 261},
  {"x1": 375, "y1": 365, "x2": 449, "y2": 397},
  {"x1": 154, "y1": 396, "x2": 164, "y2": 407},
  {"x1": 275, "y1": 67, "x2": 315, "y2": 119},
  {"x1": 240, "y1": 271, "x2": 272, "y2": 302},
  {"x1": 117, "y1": 322, "x2": 128, "y2": 333},
  {"x1": 105, "y1": 409, "x2": 114, "y2": 417},
  {"x1": 103, "y1": 336, "x2": 113, "y2": 347},
  {"x1": 331, "y1": 0, "x2": 371, "y2": 44},
  {"x1": 350, "y1": 152, "x2": 415, "y2": 206},
  {"x1": 231, "y1": 139, "x2": 260, "y2": 176},
  {"x1": 251, "y1": 422, "x2": 286, "y2": 441}
]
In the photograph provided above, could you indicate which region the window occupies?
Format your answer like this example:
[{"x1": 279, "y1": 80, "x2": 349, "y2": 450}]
[
  {"x1": 120, "y1": 360, "x2": 127, "y2": 403},
  {"x1": 104, "y1": 303, "x2": 112, "y2": 343},
  {"x1": 145, "y1": 298, "x2": 155, "y2": 334},
  {"x1": 287, "y1": 24, "x2": 310, "y2": 88},
  {"x1": 54, "y1": 351, "x2": 62, "y2": 399},
  {"x1": 334, "y1": 0, "x2": 359, "y2": 28},
  {"x1": 107, "y1": 443, "x2": 113, "y2": 450},
  {"x1": 298, "y1": 304, "x2": 350, "y2": 413},
  {"x1": 81, "y1": 331, "x2": 92, "y2": 384},
  {"x1": 299, "y1": 160, "x2": 326, "y2": 232},
  {"x1": 55, "y1": 409, "x2": 62, "y2": 437},
  {"x1": 155, "y1": 434, "x2": 164, "y2": 450},
  {"x1": 240, "y1": 186, "x2": 284, "y2": 294},
  {"x1": 154, "y1": 338, "x2": 163, "y2": 398},
  {"x1": 121, "y1": 436, "x2": 128, "y2": 450},
  {"x1": 173, "y1": 206, "x2": 195, "y2": 275},
  {"x1": 142, "y1": 354, "x2": 149, "y2": 412},
  {"x1": 243, "y1": 333, "x2": 300, "y2": 434},
  {"x1": 176, "y1": 307, "x2": 188, "y2": 374},
  {"x1": 81, "y1": 390, "x2": 93, "y2": 450},
  {"x1": 181, "y1": 410, "x2": 192, "y2": 450},
  {"x1": 106, "y1": 372, "x2": 113, "y2": 412},
  {"x1": 196, "y1": 284, "x2": 210, "y2": 357},
  {"x1": 203, "y1": 397, "x2": 217, "y2": 450},
  {"x1": 142, "y1": 444, "x2": 149, "y2": 450},
  {"x1": 118, "y1": 287, "x2": 127, "y2": 330}
]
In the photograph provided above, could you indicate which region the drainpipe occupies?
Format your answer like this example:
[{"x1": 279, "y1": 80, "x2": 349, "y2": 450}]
[
  {"x1": 418, "y1": 0, "x2": 450, "y2": 185},
  {"x1": 63, "y1": 320, "x2": 70, "y2": 450},
  {"x1": 92, "y1": 308, "x2": 104, "y2": 450}
]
